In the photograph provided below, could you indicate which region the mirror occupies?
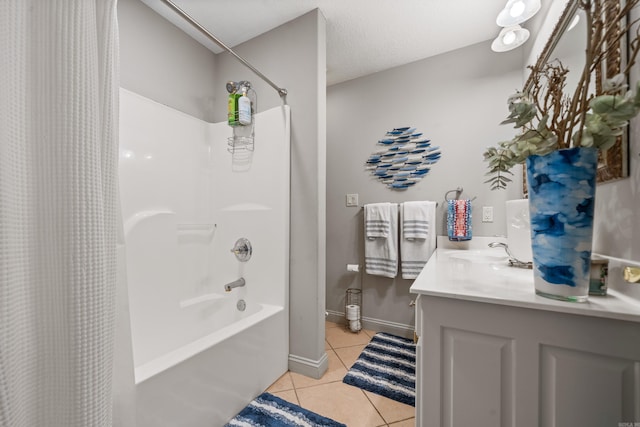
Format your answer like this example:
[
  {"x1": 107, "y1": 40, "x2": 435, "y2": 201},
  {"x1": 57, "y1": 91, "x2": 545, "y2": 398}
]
[{"x1": 524, "y1": 0, "x2": 630, "y2": 189}]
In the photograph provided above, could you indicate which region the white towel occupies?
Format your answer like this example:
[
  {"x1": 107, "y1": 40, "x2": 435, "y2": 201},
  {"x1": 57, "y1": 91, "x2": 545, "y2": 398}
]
[
  {"x1": 365, "y1": 203, "x2": 398, "y2": 278},
  {"x1": 402, "y1": 201, "x2": 430, "y2": 239},
  {"x1": 365, "y1": 202, "x2": 391, "y2": 239},
  {"x1": 400, "y1": 201, "x2": 437, "y2": 279}
]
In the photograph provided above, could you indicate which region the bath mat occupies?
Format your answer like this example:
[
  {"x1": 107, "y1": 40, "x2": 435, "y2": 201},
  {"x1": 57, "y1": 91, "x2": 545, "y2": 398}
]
[
  {"x1": 342, "y1": 332, "x2": 416, "y2": 406},
  {"x1": 224, "y1": 392, "x2": 346, "y2": 427}
]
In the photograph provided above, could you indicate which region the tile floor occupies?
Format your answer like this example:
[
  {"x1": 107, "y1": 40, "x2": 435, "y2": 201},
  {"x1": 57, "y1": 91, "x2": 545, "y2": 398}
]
[{"x1": 265, "y1": 321, "x2": 415, "y2": 427}]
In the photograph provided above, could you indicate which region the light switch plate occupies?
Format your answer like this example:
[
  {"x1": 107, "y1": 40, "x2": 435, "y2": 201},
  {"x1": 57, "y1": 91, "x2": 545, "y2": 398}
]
[{"x1": 346, "y1": 193, "x2": 359, "y2": 207}]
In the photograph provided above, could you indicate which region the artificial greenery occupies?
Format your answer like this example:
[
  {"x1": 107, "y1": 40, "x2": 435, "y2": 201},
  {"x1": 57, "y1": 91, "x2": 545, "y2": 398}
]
[{"x1": 484, "y1": 0, "x2": 640, "y2": 190}]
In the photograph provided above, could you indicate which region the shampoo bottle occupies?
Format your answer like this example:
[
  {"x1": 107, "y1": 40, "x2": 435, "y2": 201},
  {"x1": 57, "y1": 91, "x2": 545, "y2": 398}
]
[
  {"x1": 228, "y1": 93, "x2": 240, "y2": 126},
  {"x1": 238, "y1": 89, "x2": 252, "y2": 125}
]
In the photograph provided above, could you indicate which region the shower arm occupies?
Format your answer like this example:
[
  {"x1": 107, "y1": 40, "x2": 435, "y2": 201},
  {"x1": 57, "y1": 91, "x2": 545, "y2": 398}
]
[{"x1": 159, "y1": 0, "x2": 288, "y2": 99}]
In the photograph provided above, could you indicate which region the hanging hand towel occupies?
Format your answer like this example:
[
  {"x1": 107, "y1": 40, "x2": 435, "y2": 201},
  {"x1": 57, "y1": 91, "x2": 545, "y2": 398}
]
[
  {"x1": 447, "y1": 199, "x2": 472, "y2": 241},
  {"x1": 365, "y1": 203, "x2": 398, "y2": 278},
  {"x1": 365, "y1": 202, "x2": 391, "y2": 239},
  {"x1": 402, "y1": 201, "x2": 430, "y2": 240},
  {"x1": 400, "y1": 201, "x2": 437, "y2": 279}
]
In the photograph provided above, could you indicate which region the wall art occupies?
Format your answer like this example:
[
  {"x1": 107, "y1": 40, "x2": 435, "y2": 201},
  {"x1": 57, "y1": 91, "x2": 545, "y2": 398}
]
[{"x1": 365, "y1": 127, "x2": 441, "y2": 190}]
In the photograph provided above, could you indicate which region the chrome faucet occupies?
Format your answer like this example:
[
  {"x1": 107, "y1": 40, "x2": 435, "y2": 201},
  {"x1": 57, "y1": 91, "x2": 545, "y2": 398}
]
[
  {"x1": 488, "y1": 242, "x2": 533, "y2": 269},
  {"x1": 224, "y1": 278, "x2": 246, "y2": 292}
]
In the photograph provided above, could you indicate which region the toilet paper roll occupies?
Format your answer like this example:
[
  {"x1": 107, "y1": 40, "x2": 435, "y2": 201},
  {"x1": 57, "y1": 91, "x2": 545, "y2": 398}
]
[
  {"x1": 349, "y1": 319, "x2": 361, "y2": 332},
  {"x1": 346, "y1": 304, "x2": 360, "y2": 320},
  {"x1": 347, "y1": 264, "x2": 360, "y2": 272}
]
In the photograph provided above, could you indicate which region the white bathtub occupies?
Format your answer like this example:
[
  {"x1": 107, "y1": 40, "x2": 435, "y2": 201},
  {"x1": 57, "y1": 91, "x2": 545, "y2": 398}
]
[
  {"x1": 119, "y1": 90, "x2": 291, "y2": 426},
  {"x1": 134, "y1": 299, "x2": 284, "y2": 383},
  {"x1": 134, "y1": 301, "x2": 288, "y2": 427}
]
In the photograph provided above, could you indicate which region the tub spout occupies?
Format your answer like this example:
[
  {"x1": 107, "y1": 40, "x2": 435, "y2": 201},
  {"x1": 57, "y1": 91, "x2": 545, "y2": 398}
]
[{"x1": 224, "y1": 278, "x2": 246, "y2": 292}]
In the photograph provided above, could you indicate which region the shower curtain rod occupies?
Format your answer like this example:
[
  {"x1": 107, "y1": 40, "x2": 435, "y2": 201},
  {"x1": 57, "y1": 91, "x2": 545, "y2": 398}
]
[{"x1": 159, "y1": 0, "x2": 288, "y2": 98}]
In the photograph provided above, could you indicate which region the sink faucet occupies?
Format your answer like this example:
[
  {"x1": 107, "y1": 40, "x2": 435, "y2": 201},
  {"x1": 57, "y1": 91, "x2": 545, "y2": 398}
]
[
  {"x1": 224, "y1": 278, "x2": 246, "y2": 292},
  {"x1": 488, "y1": 242, "x2": 533, "y2": 269}
]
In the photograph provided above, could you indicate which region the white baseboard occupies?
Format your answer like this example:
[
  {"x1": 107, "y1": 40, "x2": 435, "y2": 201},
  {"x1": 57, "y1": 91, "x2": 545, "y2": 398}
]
[
  {"x1": 326, "y1": 309, "x2": 414, "y2": 340},
  {"x1": 288, "y1": 352, "x2": 328, "y2": 379}
]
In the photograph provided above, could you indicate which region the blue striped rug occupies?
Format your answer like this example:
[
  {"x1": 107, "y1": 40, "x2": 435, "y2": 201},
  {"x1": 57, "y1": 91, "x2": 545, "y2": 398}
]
[
  {"x1": 224, "y1": 392, "x2": 346, "y2": 427},
  {"x1": 342, "y1": 332, "x2": 416, "y2": 406}
]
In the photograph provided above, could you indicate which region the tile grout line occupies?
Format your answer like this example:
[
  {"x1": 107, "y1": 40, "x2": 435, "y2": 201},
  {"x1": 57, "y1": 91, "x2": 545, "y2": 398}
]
[
  {"x1": 361, "y1": 388, "x2": 391, "y2": 427},
  {"x1": 338, "y1": 333, "x2": 391, "y2": 426}
]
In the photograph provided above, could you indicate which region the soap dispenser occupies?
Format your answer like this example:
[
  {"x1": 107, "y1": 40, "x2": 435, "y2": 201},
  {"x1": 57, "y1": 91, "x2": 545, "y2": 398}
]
[{"x1": 238, "y1": 88, "x2": 252, "y2": 125}]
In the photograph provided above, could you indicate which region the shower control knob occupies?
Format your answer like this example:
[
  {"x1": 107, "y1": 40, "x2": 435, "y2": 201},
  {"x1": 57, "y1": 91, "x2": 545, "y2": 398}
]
[{"x1": 231, "y1": 238, "x2": 252, "y2": 262}]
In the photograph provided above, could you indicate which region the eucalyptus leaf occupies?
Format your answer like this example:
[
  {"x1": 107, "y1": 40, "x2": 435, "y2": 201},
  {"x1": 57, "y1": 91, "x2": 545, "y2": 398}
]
[
  {"x1": 598, "y1": 137, "x2": 617, "y2": 151},
  {"x1": 574, "y1": 128, "x2": 594, "y2": 147},
  {"x1": 590, "y1": 96, "x2": 637, "y2": 120}
]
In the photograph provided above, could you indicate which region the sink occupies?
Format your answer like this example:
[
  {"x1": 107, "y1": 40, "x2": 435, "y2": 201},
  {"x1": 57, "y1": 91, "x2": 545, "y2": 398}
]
[{"x1": 446, "y1": 250, "x2": 509, "y2": 264}]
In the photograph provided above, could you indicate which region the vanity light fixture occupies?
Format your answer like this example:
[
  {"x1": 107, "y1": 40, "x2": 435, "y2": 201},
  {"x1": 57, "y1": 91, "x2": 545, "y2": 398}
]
[
  {"x1": 496, "y1": 0, "x2": 541, "y2": 27},
  {"x1": 491, "y1": 25, "x2": 530, "y2": 52}
]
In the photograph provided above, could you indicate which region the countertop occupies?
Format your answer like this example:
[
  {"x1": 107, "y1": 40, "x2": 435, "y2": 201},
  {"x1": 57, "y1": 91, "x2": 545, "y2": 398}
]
[{"x1": 409, "y1": 239, "x2": 640, "y2": 324}]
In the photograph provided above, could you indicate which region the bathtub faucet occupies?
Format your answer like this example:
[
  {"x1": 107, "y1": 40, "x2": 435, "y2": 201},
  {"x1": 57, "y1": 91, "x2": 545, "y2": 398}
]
[{"x1": 224, "y1": 278, "x2": 246, "y2": 292}]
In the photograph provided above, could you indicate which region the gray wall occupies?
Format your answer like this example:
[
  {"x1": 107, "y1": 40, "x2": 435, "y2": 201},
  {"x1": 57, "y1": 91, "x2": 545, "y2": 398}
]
[
  {"x1": 118, "y1": 0, "x2": 217, "y2": 122},
  {"x1": 326, "y1": 41, "x2": 523, "y2": 331},
  {"x1": 214, "y1": 10, "x2": 328, "y2": 376}
]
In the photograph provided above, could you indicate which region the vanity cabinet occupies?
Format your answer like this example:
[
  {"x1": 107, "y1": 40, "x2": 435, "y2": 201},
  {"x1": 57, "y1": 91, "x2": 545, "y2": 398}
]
[{"x1": 411, "y1": 246, "x2": 640, "y2": 427}]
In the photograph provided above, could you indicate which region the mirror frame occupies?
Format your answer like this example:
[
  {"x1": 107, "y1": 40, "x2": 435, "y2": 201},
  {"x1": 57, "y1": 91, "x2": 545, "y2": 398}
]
[{"x1": 523, "y1": 0, "x2": 628, "y2": 194}]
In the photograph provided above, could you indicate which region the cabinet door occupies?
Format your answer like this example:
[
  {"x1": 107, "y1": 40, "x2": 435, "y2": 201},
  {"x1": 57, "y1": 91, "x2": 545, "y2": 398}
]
[
  {"x1": 441, "y1": 328, "x2": 515, "y2": 427},
  {"x1": 419, "y1": 297, "x2": 518, "y2": 427},
  {"x1": 540, "y1": 345, "x2": 640, "y2": 426}
]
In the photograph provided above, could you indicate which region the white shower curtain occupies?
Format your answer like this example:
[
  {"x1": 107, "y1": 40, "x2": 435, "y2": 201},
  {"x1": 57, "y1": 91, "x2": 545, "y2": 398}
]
[{"x1": 0, "y1": 1, "x2": 120, "y2": 426}]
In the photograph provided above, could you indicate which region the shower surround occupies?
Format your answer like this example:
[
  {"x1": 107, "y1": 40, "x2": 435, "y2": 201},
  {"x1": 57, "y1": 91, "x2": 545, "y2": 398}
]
[{"x1": 118, "y1": 89, "x2": 290, "y2": 426}]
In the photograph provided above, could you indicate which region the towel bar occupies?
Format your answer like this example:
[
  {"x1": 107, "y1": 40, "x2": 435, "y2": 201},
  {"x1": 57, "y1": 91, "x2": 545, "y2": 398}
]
[{"x1": 360, "y1": 201, "x2": 438, "y2": 209}]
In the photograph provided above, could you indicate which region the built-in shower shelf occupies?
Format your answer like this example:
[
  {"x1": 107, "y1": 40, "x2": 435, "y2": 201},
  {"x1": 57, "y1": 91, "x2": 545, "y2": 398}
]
[
  {"x1": 176, "y1": 223, "x2": 216, "y2": 238},
  {"x1": 179, "y1": 293, "x2": 225, "y2": 309},
  {"x1": 124, "y1": 210, "x2": 216, "y2": 239}
]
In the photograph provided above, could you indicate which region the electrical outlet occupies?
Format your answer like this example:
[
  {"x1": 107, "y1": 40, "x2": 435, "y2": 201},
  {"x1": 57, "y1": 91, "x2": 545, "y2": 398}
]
[
  {"x1": 482, "y1": 206, "x2": 494, "y2": 223},
  {"x1": 346, "y1": 193, "x2": 359, "y2": 207}
]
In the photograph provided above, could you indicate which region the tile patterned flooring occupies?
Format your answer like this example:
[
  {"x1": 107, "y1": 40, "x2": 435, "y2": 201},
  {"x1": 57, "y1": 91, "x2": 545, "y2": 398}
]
[{"x1": 265, "y1": 321, "x2": 415, "y2": 427}]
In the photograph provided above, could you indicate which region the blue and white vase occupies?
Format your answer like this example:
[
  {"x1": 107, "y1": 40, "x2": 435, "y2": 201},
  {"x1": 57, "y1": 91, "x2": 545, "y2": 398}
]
[{"x1": 525, "y1": 147, "x2": 598, "y2": 302}]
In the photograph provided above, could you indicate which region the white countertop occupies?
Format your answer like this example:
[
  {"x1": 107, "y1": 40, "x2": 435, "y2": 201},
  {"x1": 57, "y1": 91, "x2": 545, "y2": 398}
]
[{"x1": 410, "y1": 241, "x2": 640, "y2": 324}]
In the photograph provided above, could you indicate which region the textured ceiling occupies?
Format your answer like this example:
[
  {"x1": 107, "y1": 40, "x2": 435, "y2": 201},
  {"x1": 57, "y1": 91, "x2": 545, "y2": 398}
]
[{"x1": 140, "y1": 0, "x2": 550, "y2": 86}]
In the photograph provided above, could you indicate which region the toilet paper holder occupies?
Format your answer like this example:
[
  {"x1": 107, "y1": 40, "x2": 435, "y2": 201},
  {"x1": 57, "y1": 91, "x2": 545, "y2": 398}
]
[{"x1": 345, "y1": 288, "x2": 362, "y2": 333}]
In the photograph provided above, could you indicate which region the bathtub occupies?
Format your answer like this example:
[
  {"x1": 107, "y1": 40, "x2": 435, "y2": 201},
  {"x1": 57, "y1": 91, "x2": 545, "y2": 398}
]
[
  {"x1": 134, "y1": 301, "x2": 288, "y2": 427},
  {"x1": 133, "y1": 299, "x2": 285, "y2": 383},
  {"x1": 119, "y1": 89, "x2": 291, "y2": 426}
]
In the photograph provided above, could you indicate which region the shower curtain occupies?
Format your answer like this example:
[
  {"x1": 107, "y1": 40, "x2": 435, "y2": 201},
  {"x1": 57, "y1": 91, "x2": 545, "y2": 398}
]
[{"x1": 0, "y1": 1, "x2": 120, "y2": 426}]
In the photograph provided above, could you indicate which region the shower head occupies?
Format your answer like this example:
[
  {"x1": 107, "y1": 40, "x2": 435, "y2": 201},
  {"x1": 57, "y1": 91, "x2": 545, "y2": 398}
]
[{"x1": 226, "y1": 81, "x2": 238, "y2": 94}]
